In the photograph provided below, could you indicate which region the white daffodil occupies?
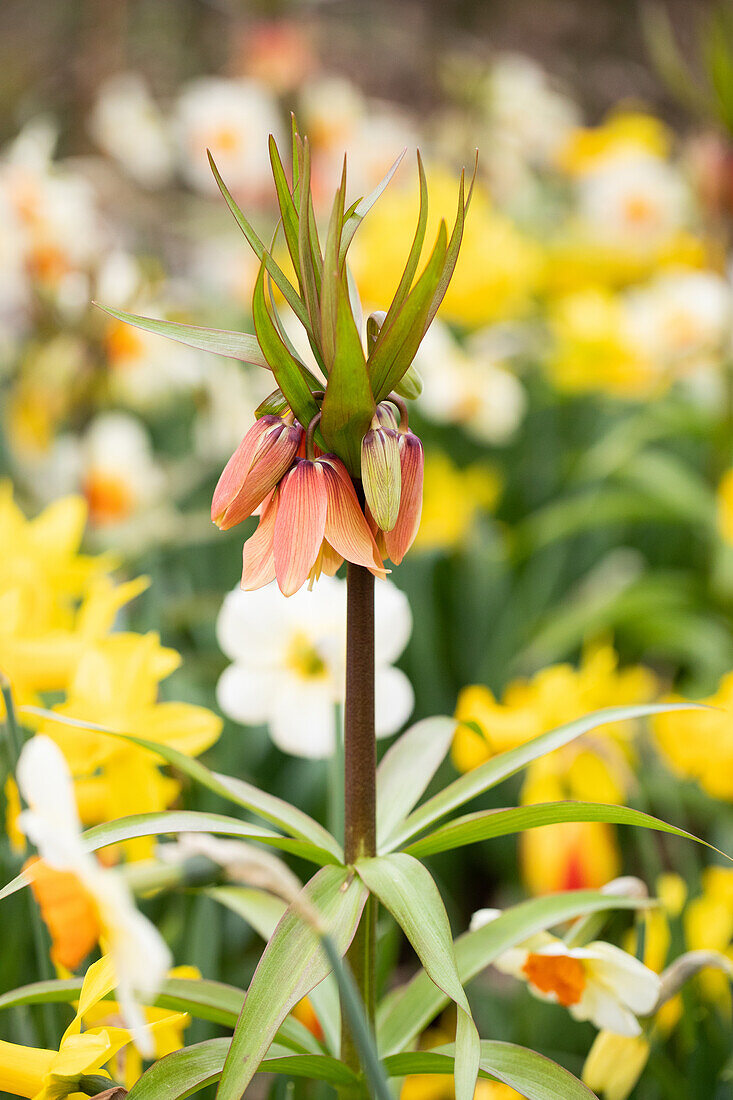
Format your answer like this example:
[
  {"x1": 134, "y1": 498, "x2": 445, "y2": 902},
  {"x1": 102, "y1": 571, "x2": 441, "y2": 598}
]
[
  {"x1": 174, "y1": 77, "x2": 284, "y2": 198},
  {"x1": 216, "y1": 576, "x2": 414, "y2": 758},
  {"x1": 17, "y1": 735, "x2": 171, "y2": 1056},
  {"x1": 624, "y1": 269, "x2": 732, "y2": 377},
  {"x1": 414, "y1": 319, "x2": 526, "y2": 445},
  {"x1": 89, "y1": 72, "x2": 175, "y2": 189},
  {"x1": 79, "y1": 413, "x2": 166, "y2": 528},
  {"x1": 576, "y1": 153, "x2": 688, "y2": 251},
  {"x1": 471, "y1": 909, "x2": 660, "y2": 1036}
]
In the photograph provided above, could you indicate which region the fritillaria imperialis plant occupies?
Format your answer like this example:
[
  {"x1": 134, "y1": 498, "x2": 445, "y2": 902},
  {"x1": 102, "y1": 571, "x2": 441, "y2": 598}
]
[{"x1": 0, "y1": 123, "x2": 728, "y2": 1100}]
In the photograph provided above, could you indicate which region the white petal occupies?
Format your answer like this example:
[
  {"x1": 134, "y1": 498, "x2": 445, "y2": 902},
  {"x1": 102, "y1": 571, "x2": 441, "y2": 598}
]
[
  {"x1": 572, "y1": 982, "x2": 643, "y2": 1037},
  {"x1": 269, "y1": 678, "x2": 336, "y2": 759},
  {"x1": 583, "y1": 942, "x2": 661, "y2": 1016},
  {"x1": 469, "y1": 908, "x2": 502, "y2": 932},
  {"x1": 216, "y1": 664, "x2": 280, "y2": 726},
  {"x1": 374, "y1": 580, "x2": 412, "y2": 665},
  {"x1": 16, "y1": 736, "x2": 85, "y2": 868},
  {"x1": 375, "y1": 666, "x2": 414, "y2": 738},
  {"x1": 216, "y1": 583, "x2": 291, "y2": 666}
]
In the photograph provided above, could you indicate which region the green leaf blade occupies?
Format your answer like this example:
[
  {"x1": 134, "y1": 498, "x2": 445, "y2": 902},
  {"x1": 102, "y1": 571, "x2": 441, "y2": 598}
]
[
  {"x1": 95, "y1": 306, "x2": 269, "y2": 368},
  {"x1": 216, "y1": 865, "x2": 368, "y2": 1100}
]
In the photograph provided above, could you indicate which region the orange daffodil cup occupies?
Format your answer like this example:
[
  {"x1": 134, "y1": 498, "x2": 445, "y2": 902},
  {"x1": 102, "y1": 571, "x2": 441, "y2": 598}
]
[{"x1": 101, "y1": 122, "x2": 474, "y2": 598}]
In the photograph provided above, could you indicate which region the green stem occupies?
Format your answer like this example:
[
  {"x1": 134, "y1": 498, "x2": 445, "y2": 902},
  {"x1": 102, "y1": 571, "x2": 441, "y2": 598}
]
[{"x1": 340, "y1": 561, "x2": 377, "y2": 1087}]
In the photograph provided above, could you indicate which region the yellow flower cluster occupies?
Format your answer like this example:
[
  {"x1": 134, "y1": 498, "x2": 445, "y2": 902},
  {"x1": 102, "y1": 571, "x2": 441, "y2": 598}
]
[
  {"x1": 454, "y1": 643, "x2": 658, "y2": 894},
  {"x1": 1, "y1": 484, "x2": 222, "y2": 859},
  {"x1": 351, "y1": 168, "x2": 543, "y2": 329},
  {"x1": 652, "y1": 673, "x2": 733, "y2": 800}
]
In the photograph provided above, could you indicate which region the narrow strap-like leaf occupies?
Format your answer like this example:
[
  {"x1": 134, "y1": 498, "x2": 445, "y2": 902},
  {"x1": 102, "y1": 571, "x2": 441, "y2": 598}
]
[
  {"x1": 376, "y1": 888, "x2": 652, "y2": 1055},
  {"x1": 216, "y1": 866, "x2": 367, "y2": 1100},
  {"x1": 376, "y1": 717, "x2": 456, "y2": 848},
  {"x1": 269, "y1": 134, "x2": 301, "y2": 282},
  {"x1": 95, "y1": 305, "x2": 269, "y2": 367},
  {"x1": 367, "y1": 220, "x2": 448, "y2": 402},
  {"x1": 253, "y1": 260, "x2": 321, "y2": 430},
  {"x1": 338, "y1": 148, "x2": 407, "y2": 264},
  {"x1": 207, "y1": 150, "x2": 311, "y2": 332},
  {"x1": 383, "y1": 702, "x2": 702, "y2": 851},
  {"x1": 378, "y1": 151, "x2": 428, "y2": 332},
  {"x1": 403, "y1": 800, "x2": 728, "y2": 860},
  {"x1": 19, "y1": 705, "x2": 342, "y2": 860},
  {"x1": 357, "y1": 853, "x2": 480, "y2": 1100}
]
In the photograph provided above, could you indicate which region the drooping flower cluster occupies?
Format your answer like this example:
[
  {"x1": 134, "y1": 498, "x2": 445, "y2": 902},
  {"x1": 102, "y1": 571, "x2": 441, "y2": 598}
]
[{"x1": 110, "y1": 123, "x2": 471, "y2": 596}]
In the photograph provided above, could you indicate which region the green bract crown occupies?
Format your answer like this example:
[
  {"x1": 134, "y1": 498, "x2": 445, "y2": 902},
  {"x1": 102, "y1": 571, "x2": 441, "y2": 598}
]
[{"x1": 98, "y1": 118, "x2": 475, "y2": 475}]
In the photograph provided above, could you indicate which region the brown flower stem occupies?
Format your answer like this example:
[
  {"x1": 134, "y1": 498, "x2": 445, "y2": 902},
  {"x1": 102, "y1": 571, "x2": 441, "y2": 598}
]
[{"x1": 340, "y1": 558, "x2": 377, "y2": 1084}]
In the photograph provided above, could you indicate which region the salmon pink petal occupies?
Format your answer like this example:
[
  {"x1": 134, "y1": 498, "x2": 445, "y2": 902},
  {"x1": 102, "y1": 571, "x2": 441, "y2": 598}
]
[
  {"x1": 274, "y1": 460, "x2": 328, "y2": 596},
  {"x1": 385, "y1": 432, "x2": 423, "y2": 565},
  {"x1": 212, "y1": 416, "x2": 302, "y2": 530},
  {"x1": 241, "y1": 489, "x2": 279, "y2": 590},
  {"x1": 322, "y1": 457, "x2": 387, "y2": 577}
]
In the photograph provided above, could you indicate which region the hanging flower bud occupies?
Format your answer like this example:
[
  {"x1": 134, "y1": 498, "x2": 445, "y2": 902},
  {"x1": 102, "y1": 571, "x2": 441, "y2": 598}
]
[
  {"x1": 384, "y1": 430, "x2": 424, "y2": 564},
  {"x1": 394, "y1": 363, "x2": 424, "y2": 400},
  {"x1": 241, "y1": 454, "x2": 386, "y2": 597},
  {"x1": 360, "y1": 410, "x2": 401, "y2": 533},
  {"x1": 212, "y1": 415, "x2": 303, "y2": 531}
]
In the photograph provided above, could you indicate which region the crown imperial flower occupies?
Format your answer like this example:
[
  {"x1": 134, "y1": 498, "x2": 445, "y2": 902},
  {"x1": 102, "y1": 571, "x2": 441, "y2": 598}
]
[
  {"x1": 100, "y1": 125, "x2": 473, "y2": 595},
  {"x1": 212, "y1": 413, "x2": 303, "y2": 530}
]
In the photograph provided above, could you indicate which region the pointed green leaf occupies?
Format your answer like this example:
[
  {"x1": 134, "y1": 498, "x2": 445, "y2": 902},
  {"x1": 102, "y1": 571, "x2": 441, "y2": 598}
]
[
  {"x1": 338, "y1": 148, "x2": 406, "y2": 264},
  {"x1": 95, "y1": 306, "x2": 269, "y2": 368},
  {"x1": 216, "y1": 865, "x2": 368, "y2": 1100},
  {"x1": 376, "y1": 717, "x2": 456, "y2": 848},
  {"x1": 19, "y1": 706, "x2": 342, "y2": 861},
  {"x1": 206, "y1": 885, "x2": 287, "y2": 940},
  {"x1": 368, "y1": 220, "x2": 448, "y2": 402},
  {"x1": 80, "y1": 809, "x2": 334, "y2": 864},
  {"x1": 423, "y1": 157, "x2": 476, "y2": 332},
  {"x1": 207, "y1": 150, "x2": 310, "y2": 331},
  {"x1": 255, "y1": 386, "x2": 292, "y2": 419},
  {"x1": 320, "y1": 273, "x2": 375, "y2": 474},
  {"x1": 377, "y1": 888, "x2": 653, "y2": 1055},
  {"x1": 357, "y1": 854, "x2": 479, "y2": 1100},
  {"x1": 269, "y1": 134, "x2": 301, "y2": 281},
  {"x1": 379, "y1": 151, "x2": 428, "y2": 331},
  {"x1": 253, "y1": 261, "x2": 321, "y2": 430},
  {"x1": 384, "y1": 703, "x2": 702, "y2": 851},
  {"x1": 296, "y1": 138, "x2": 321, "y2": 339},
  {"x1": 385, "y1": 1041, "x2": 596, "y2": 1100},
  {"x1": 403, "y1": 800, "x2": 728, "y2": 859}
]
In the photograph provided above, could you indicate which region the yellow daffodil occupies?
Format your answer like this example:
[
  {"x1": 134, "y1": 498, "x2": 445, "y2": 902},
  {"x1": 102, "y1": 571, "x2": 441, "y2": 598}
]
[
  {"x1": 582, "y1": 1030, "x2": 650, "y2": 1100},
  {"x1": 544, "y1": 288, "x2": 662, "y2": 398},
  {"x1": 351, "y1": 167, "x2": 543, "y2": 329},
  {"x1": 0, "y1": 484, "x2": 149, "y2": 706},
  {"x1": 454, "y1": 641, "x2": 656, "y2": 796},
  {"x1": 36, "y1": 631, "x2": 222, "y2": 859},
  {"x1": 17, "y1": 736, "x2": 172, "y2": 1055},
  {"x1": 414, "y1": 452, "x2": 501, "y2": 555},
  {"x1": 684, "y1": 867, "x2": 733, "y2": 1007},
  {"x1": 80, "y1": 964, "x2": 199, "y2": 1089},
  {"x1": 455, "y1": 642, "x2": 656, "y2": 893},
  {"x1": 653, "y1": 674, "x2": 733, "y2": 800},
  {"x1": 558, "y1": 111, "x2": 673, "y2": 175},
  {"x1": 0, "y1": 956, "x2": 131, "y2": 1098},
  {"x1": 471, "y1": 909, "x2": 660, "y2": 1035}
]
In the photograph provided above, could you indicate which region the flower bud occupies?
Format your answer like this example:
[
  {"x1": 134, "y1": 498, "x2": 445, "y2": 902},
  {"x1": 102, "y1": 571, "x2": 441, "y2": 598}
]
[
  {"x1": 394, "y1": 363, "x2": 424, "y2": 400},
  {"x1": 360, "y1": 416, "x2": 402, "y2": 532},
  {"x1": 212, "y1": 415, "x2": 302, "y2": 530},
  {"x1": 384, "y1": 430, "x2": 423, "y2": 564}
]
